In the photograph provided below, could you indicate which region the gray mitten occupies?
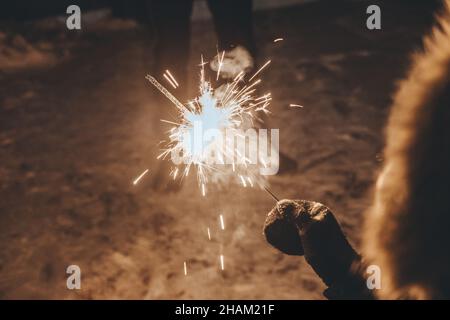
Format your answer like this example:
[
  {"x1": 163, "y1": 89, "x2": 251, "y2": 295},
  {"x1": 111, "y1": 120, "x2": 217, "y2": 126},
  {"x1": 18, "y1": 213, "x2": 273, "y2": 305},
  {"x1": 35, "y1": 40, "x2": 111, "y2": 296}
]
[{"x1": 264, "y1": 199, "x2": 373, "y2": 299}]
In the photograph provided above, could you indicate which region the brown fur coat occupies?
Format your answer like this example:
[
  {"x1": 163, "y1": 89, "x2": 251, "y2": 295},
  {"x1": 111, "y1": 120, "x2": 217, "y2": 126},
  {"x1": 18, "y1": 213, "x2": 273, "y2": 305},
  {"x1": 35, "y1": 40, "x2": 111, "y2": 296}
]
[{"x1": 364, "y1": 0, "x2": 450, "y2": 299}]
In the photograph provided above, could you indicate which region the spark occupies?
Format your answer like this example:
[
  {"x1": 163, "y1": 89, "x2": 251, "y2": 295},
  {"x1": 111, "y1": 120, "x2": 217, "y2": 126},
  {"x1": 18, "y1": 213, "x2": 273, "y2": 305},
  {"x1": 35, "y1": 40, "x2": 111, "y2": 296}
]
[
  {"x1": 216, "y1": 50, "x2": 225, "y2": 80},
  {"x1": 133, "y1": 169, "x2": 149, "y2": 185},
  {"x1": 147, "y1": 55, "x2": 273, "y2": 195},
  {"x1": 184, "y1": 261, "x2": 188, "y2": 276},
  {"x1": 165, "y1": 70, "x2": 179, "y2": 88},
  {"x1": 219, "y1": 214, "x2": 225, "y2": 230},
  {"x1": 164, "y1": 74, "x2": 177, "y2": 89},
  {"x1": 273, "y1": 38, "x2": 284, "y2": 43},
  {"x1": 220, "y1": 255, "x2": 225, "y2": 271},
  {"x1": 239, "y1": 175, "x2": 247, "y2": 187},
  {"x1": 199, "y1": 54, "x2": 208, "y2": 68},
  {"x1": 172, "y1": 167, "x2": 179, "y2": 180},
  {"x1": 207, "y1": 227, "x2": 211, "y2": 240},
  {"x1": 161, "y1": 119, "x2": 180, "y2": 126},
  {"x1": 234, "y1": 71, "x2": 244, "y2": 82},
  {"x1": 247, "y1": 176, "x2": 254, "y2": 187},
  {"x1": 249, "y1": 60, "x2": 271, "y2": 82},
  {"x1": 289, "y1": 104, "x2": 304, "y2": 109}
]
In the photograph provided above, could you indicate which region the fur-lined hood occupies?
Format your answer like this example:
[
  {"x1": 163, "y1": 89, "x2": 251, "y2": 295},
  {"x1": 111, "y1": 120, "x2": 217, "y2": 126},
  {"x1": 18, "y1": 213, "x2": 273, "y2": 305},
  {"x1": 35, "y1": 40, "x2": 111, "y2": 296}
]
[{"x1": 364, "y1": 0, "x2": 450, "y2": 299}]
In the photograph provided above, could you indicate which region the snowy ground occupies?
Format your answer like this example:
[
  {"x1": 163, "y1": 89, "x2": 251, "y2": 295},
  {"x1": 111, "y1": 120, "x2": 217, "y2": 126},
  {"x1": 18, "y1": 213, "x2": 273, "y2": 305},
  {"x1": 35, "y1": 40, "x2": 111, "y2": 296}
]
[{"x1": 0, "y1": 0, "x2": 438, "y2": 299}]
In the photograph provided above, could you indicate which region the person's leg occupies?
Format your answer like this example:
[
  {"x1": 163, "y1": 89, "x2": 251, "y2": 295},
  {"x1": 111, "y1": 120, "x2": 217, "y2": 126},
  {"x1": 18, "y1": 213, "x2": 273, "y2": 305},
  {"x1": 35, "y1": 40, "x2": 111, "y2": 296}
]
[
  {"x1": 145, "y1": 0, "x2": 193, "y2": 101},
  {"x1": 142, "y1": 1, "x2": 193, "y2": 191},
  {"x1": 111, "y1": 0, "x2": 147, "y2": 23},
  {"x1": 207, "y1": 0, "x2": 256, "y2": 57},
  {"x1": 207, "y1": 0, "x2": 297, "y2": 175}
]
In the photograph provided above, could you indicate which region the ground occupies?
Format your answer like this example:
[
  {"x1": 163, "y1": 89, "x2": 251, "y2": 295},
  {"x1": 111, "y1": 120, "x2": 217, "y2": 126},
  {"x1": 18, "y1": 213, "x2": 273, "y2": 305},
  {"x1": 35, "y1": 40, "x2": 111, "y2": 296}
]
[{"x1": 0, "y1": 0, "x2": 438, "y2": 299}]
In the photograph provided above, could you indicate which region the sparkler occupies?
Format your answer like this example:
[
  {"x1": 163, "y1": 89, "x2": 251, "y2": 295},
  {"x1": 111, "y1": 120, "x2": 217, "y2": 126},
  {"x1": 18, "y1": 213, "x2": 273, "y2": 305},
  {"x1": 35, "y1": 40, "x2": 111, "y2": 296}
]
[{"x1": 147, "y1": 54, "x2": 273, "y2": 196}]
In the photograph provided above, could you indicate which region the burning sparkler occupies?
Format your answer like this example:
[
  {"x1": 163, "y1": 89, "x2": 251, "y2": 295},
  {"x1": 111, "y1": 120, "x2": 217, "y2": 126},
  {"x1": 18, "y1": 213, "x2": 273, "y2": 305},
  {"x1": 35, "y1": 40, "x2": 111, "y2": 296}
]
[{"x1": 147, "y1": 54, "x2": 274, "y2": 196}]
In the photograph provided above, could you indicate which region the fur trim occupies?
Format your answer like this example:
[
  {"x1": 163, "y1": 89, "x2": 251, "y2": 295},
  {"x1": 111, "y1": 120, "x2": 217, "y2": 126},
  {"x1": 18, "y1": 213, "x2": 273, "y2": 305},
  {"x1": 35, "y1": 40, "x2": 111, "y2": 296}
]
[{"x1": 363, "y1": 0, "x2": 450, "y2": 299}]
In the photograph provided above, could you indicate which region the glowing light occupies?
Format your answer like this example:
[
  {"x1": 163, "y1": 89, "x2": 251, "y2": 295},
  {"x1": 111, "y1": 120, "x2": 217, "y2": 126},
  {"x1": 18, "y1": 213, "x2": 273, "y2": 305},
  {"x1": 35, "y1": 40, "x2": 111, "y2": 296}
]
[
  {"x1": 164, "y1": 70, "x2": 179, "y2": 88},
  {"x1": 173, "y1": 167, "x2": 179, "y2": 180},
  {"x1": 147, "y1": 55, "x2": 272, "y2": 195},
  {"x1": 239, "y1": 175, "x2": 247, "y2": 187},
  {"x1": 164, "y1": 74, "x2": 177, "y2": 89},
  {"x1": 247, "y1": 176, "x2": 254, "y2": 187},
  {"x1": 249, "y1": 60, "x2": 271, "y2": 82},
  {"x1": 219, "y1": 214, "x2": 225, "y2": 230},
  {"x1": 289, "y1": 104, "x2": 303, "y2": 108},
  {"x1": 133, "y1": 169, "x2": 149, "y2": 185},
  {"x1": 207, "y1": 227, "x2": 211, "y2": 240},
  {"x1": 220, "y1": 255, "x2": 225, "y2": 271},
  {"x1": 273, "y1": 38, "x2": 284, "y2": 43},
  {"x1": 216, "y1": 50, "x2": 225, "y2": 81},
  {"x1": 184, "y1": 261, "x2": 187, "y2": 276}
]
